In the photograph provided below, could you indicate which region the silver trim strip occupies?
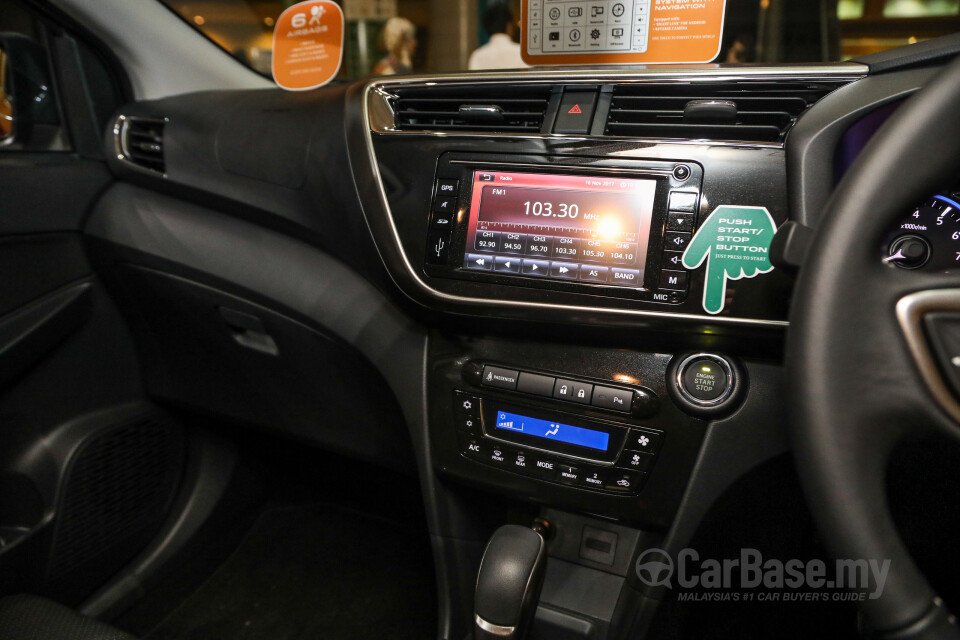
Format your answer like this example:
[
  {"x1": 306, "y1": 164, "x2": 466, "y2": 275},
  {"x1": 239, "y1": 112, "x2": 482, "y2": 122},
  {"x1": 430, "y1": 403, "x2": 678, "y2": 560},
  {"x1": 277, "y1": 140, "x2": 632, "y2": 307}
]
[
  {"x1": 896, "y1": 289, "x2": 960, "y2": 424},
  {"x1": 475, "y1": 614, "x2": 516, "y2": 637},
  {"x1": 358, "y1": 67, "x2": 865, "y2": 328},
  {"x1": 450, "y1": 159, "x2": 674, "y2": 176},
  {"x1": 675, "y1": 353, "x2": 736, "y2": 408}
]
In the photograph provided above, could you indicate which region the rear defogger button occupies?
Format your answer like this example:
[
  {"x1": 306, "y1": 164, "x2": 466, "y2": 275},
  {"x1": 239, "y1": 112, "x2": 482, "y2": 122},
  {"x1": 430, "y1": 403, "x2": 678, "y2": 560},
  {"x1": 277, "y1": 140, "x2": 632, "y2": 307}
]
[{"x1": 482, "y1": 365, "x2": 519, "y2": 390}]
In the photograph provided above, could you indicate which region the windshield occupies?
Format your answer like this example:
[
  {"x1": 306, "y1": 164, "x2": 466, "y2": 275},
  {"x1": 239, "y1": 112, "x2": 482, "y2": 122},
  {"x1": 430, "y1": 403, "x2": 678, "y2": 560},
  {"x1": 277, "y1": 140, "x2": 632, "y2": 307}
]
[{"x1": 160, "y1": 0, "x2": 960, "y2": 80}]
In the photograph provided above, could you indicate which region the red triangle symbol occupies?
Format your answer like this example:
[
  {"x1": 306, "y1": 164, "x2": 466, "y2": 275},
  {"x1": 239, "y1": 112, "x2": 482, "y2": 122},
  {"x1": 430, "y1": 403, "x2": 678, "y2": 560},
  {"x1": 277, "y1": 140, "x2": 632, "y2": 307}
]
[{"x1": 567, "y1": 104, "x2": 582, "y2": 114}]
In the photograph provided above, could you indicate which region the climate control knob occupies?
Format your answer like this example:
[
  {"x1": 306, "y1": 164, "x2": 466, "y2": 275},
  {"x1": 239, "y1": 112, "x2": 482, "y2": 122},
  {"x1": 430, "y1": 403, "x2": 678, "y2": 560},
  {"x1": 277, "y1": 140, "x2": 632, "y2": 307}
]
[{"x1": 886, "y1": 235, "x2": 931, "y2": 269}]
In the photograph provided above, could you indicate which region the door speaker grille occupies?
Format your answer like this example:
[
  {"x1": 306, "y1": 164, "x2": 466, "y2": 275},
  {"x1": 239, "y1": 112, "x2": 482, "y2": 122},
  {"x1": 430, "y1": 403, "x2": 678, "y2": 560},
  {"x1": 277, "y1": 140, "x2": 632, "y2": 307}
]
[{"x1": 47, "y1": 412, "x2": 183, "y2": 582}]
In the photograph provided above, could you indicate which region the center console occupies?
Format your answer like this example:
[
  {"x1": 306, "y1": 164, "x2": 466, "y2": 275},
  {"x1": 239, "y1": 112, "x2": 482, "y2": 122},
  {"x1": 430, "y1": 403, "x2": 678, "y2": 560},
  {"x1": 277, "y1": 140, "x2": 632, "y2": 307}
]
[
  {"x1": 346, "y1": 68, "x2": 861, "y2": 640},
  {"x1": 428, "y1": 337, "x2": 746, "y2": 529}
]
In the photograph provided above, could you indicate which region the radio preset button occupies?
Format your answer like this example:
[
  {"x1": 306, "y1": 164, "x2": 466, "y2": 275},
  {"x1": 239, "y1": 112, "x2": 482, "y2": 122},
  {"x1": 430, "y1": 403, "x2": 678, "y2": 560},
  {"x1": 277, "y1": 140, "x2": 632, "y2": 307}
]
[
  {"x1": 580, "y1": 266, "x2": 609, "y2": 283},
  {"x1": 617, "y1": 449, "x2": 654, "y2": 472},
  {"x1": 517, "y1": 372, "x2": 556, "y2": 397},
  {"x1": 592, "y1": 386, "x2": 633, "y2": 412},
  {"x1": 475, "y1": 230, "x2": 501, "y2": 252},
  {"x1": 522, "y1": 258, "x2": 550, "y2": 277},
  {"x1": 550, "y1": 261, "x2": 579, "y2": 280},
  {"x1": 609, "y1": 242, "x2": 639, "y2": 265},
  {"x1": 464, "y1": 254, "x2": 493, "y2": 271},
  {"x1": 664, "y1": 231, "x2": 692, "y2": 251},
  {"x1": 436, "y1": 179, "x2": 459, "y2": 195},
  {"x1": 667, "y1": 212, "x2": 695, "y2": 232},
  {"x1": 524, "y1": 235, "x2": 553, "y2": 257},
  {"x1": 660, "y1": 270, "x2": 689, "y2": 291},
  {"x1": 579, "y1": 239, "x2": 607, "y2": 262},
  {"x1": 552, "y1": 237, "x2": 580, "y2": 260},
  {"x1": 482, "y1": 365, "x2": 519, "y2": 390},
  {"x1": 668, "y1": 191, "x2": 699, "y2": 213},
  {"x1": 494, "y1": 256, "x2": 522, "y2": 274},
  {"x1": 500, "y1": 232, "x2": 526, "y2": 254},
  {"x1": 554, "y1": 378, "x2": 592, "y2": 404}
]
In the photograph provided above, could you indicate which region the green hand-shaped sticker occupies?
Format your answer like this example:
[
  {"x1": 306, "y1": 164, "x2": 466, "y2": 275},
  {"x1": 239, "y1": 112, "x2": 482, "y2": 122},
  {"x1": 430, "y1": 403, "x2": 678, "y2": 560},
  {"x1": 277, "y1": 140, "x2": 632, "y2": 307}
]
[{"x1": 682, "y1": 206, "x2": 777, "y2": 315}]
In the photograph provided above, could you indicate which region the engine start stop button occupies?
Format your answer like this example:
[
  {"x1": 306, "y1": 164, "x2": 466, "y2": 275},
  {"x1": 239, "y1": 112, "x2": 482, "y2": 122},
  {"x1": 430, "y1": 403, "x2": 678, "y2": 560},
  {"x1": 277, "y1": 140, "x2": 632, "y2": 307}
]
[
  {"x1": 682, "y1": 358, "x2": 728, "y2": 401},
  {"x1": 674, "y1": 354, "x2": 736, "y2": 408}
]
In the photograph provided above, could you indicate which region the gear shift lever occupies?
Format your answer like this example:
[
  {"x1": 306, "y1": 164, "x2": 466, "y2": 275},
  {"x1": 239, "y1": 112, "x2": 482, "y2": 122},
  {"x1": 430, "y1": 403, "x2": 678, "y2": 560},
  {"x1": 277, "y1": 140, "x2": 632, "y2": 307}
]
[{"x1": 473, "y1": 525, "x2": 547, "y2": 640}]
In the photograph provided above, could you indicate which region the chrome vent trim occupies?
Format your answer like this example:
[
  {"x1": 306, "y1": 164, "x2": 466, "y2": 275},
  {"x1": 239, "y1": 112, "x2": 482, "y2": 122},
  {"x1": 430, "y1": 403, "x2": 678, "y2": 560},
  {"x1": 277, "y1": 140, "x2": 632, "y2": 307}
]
[
  {"x1": 113, "y1": 115, "x2": 167, "y2": 176},
  {"x1": 392, "y1": 86, "x2": 551, "y2": 133}
]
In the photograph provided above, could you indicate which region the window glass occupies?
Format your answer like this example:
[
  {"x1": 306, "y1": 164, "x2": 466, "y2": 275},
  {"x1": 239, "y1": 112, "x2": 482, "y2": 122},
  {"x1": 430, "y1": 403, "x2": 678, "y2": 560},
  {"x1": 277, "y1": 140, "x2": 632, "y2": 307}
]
[
  {"x1": 158, "y1": 0, "x2": 960, "y2": 80},
  {"x1": 838, "y1": 0, "x2": 866, "y2": 19},
  {"x1": 883, "y1": 0, "x2": 959, "y2": 17},
  {"x1": 0, "y1": 0, "x2": 68, "y2": 151}
]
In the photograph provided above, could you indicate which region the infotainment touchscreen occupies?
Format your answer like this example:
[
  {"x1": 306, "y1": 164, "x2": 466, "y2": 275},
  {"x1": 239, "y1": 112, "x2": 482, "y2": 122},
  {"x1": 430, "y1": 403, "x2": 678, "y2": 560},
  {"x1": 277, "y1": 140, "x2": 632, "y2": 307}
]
[{"x1": 463, "y1": 170, "x2": 657, "y2": 287}]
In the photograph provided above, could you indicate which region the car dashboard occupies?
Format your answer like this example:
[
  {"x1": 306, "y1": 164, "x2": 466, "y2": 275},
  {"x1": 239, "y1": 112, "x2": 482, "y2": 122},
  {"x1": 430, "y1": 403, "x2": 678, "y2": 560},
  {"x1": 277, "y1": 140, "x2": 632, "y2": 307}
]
[{"x1": 81, "y1": 54, "x2": 956, "y2": 639}]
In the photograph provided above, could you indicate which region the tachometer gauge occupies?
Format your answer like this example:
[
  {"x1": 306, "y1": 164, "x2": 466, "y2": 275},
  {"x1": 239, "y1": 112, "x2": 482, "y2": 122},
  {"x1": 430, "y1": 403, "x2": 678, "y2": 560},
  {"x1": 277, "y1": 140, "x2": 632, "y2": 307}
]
[{"x1": 884, "y1": 193, "x2": 960, "y2": 270}]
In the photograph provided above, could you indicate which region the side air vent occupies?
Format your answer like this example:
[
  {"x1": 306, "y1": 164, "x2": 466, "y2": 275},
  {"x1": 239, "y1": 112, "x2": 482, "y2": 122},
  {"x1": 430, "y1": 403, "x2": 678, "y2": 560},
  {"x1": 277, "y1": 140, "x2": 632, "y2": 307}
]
[
  {"x1": 393, "y1": 87, "x2": 551, "y2": 133},
  {"x1": 116, "y1": 115, "x2": 166, "y2": 174},
  {"x1": 604, "y1": 82, "x2": 844, "y2": 144}
]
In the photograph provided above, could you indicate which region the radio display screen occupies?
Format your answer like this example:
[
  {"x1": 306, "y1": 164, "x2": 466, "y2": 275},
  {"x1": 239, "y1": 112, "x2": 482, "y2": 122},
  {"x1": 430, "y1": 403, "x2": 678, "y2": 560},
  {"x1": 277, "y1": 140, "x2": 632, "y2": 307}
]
[
  {"x1": 463, "y1": 170, "x2": 657, "y2": 287},
  {"x1": 494, "y1": 410, "x2": 610, "y2": 452}
]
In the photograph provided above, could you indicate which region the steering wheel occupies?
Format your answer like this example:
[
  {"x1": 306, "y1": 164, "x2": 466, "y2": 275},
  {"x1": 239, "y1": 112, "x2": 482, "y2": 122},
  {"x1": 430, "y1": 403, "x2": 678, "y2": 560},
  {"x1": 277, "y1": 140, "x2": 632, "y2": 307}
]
[{"x1": 788, "y1": 53, "x2": 960, "y2": 639}]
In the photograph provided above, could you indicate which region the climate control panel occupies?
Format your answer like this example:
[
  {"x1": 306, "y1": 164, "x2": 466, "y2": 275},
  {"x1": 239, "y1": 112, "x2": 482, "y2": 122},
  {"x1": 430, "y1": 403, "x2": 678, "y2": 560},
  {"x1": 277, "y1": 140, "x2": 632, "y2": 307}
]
[{"x1": 453, "y1": 391, "x2": 663, "y2": 495}]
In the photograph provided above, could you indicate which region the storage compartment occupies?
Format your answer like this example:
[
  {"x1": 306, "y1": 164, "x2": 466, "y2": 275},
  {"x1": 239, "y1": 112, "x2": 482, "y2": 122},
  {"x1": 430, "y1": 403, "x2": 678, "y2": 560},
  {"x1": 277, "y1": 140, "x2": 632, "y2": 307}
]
[{"x1": 111, "y1": 265, "x2": 413, "y2": 473}]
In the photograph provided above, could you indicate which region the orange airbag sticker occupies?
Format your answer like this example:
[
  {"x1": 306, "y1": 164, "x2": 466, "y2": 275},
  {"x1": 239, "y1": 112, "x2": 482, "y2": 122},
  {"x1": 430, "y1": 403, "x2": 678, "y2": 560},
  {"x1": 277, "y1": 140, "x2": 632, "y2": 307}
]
[
  {"x1": 522, "y1": 0, "x2": 727, "y2": 66},
  {"x1": 272, "y1": 0, "x2": 344, "y2": 91}
]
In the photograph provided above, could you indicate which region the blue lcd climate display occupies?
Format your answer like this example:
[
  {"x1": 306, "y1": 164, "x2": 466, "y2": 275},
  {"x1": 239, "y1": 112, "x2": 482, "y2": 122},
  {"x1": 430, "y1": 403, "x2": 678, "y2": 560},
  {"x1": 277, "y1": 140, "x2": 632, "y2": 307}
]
[{"x1": 494, "y1": 410, "x2": 610, "y2": 452}]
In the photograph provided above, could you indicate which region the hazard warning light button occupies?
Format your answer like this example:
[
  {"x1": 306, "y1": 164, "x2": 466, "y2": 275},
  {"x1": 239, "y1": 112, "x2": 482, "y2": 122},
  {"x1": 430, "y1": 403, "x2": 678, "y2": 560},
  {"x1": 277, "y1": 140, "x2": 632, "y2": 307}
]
[{"x1": 554, "y1": 91, "x2": 598, "y2": 135}]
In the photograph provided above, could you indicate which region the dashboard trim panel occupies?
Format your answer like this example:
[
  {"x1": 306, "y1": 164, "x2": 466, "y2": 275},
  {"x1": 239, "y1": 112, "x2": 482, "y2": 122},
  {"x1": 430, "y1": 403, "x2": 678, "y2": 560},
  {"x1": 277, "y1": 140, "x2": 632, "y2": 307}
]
[{"x1": 358, "y1": 66, "x2": 867, "y2": 328}]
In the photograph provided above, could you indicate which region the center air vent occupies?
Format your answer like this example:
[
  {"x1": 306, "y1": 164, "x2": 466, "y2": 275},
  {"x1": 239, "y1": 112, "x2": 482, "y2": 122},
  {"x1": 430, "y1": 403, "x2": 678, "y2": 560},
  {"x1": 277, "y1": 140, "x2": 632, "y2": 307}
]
[
  {"x1": 604, "y1": 82, "x2": 844, "y2": 144},
  {"x1": 392, "y1": 87, "x2": 550, "y2": 133},
  {"x1": 116, "y1": 115, "x2": 166, "y2": 174}
]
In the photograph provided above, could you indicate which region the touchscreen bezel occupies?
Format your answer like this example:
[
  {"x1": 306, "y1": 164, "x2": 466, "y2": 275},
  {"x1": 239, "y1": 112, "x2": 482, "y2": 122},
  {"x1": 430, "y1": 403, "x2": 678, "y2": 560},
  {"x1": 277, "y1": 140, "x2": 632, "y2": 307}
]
[
  {"x1": 423, "y1": 154, "x2": 702, "y2": 306},
  {"x1": 464, "y1": 170, "x2": 658, "y2": 286},
  {"x1": 458, "y1": 167, "x2": 672, "y2": 293}
]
